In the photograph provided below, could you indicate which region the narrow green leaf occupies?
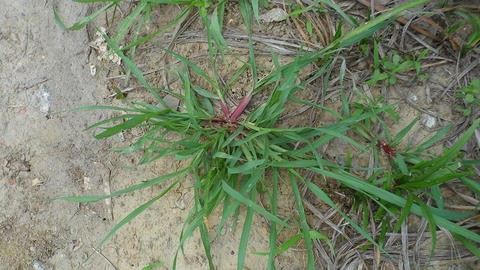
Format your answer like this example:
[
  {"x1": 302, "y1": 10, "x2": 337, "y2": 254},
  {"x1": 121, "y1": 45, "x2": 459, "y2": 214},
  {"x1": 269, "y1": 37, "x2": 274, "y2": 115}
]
[
  {"x1": 222, "y1": 181, "x2": 288, "y2": 227},
  {"x1": 114, "y1": 1, "x2": 147, "y2": 43},
  {"x1": 100, "y1": 30, "x2": 165, "y2": 104},
  {"x1": 316, "y1": 0, "x2": 357, "y2": 26},
  {"x1": 267, "y1": 169, "x2": 279, "y2": 270},
  {"x1": 72, "y1": 3, "x2": 115, "y2": 31},
  {"x1": 256, "y1": 229, "x2": 332, "y2": 256},
  {"x1": 416, "y1": 124, "x2": 452, "y2": 152},
  {"x1": 237, "y1": 189, "x2": 255, "y2": 270},
  {"x1": 289, "y1": 173, "x2": 314, "y2": 270},
  {"x1": 53, "y1": 167, "x2": 189, "y2": 202},
  {"x1": 417, "y1": 199, "x2": 437, "y2": 258},
  {"x1": 393, "y1": 118, "x2": 419, "y2": 146},
  {"x1": 228, "y1": 159, "x2": 265, "y2": 174},
  {"x1": 393, "y1": 194, "x2": 415, "y2": 233},
  {"x1": 192, "y1": 85, "x2": 220, "y2": 99},
  {"x1": 94, "y1": 114, "x2": 152, "y2": 139},
  {"x1": 53, "y1": 8, "x2": 67, "y2": 30},
  {"x1": 305, "y1": 180, "x2": 387, "y2": 252},
  {"x1": 430, "y1": 185, "x2": 444, "y2": 209},
  {"x1": 98, "y1": 178, "x2": 180, "y2": 248},
  {"x1": 141, "y1": 261, "x2": 164, "y2": 270},
  {"x1": 213, "y1": 152, "x2": 244, "y2": 161}
]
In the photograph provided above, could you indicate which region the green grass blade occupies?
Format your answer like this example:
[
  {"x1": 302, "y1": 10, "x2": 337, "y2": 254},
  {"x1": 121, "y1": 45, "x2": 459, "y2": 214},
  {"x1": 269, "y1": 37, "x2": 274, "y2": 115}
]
[
  {"x1": 53, "y1": 167, "x2": 189, "y2": 202},
  {"x1": 256, "y1": 229, "x2": 332, "y2": 256},
  {"x1": 228, "y1": 159, "x2": 265, "y2": 175},
  {"x1": 417, "y1": 199, "x2": 437, "y2": 258},
  {"x1": 289, "y1": 172, "x2": 314, "y2": 269},
  {"x1": 267, "y1": 168, "x2": 279, "y2": 270},
  {"x1": 173, "y1": 209, "x2": 207, "y2": 269},
  {"x1": 416, "y1": 119, "x2": 480, "y2": 180},
  {"x1": 53, "y1": 8, "x2": 67, "y2": 30},
  {"x1": 100, "y1": 30, "x2": 165, "y2": 104},
  {"x1": 250, "y1": 0, "x2": 260, "y2": 21},
  {"x1": 393, "y1": 194, "x2": 415, "y2": 233},
  {"x1": 141, "y1": 261, "x2": 165, "y2": 270},
  {"x1": 73, "y1": 0, "x2": 118, "y2": 2},
  {"x1": 337, "y1": 0, "x2": 428, "y2": 47},
  {"x1": 65, "y1": 104, "x2": 140, "y2": 113},
  {"x1": 416, "y1": 124, "x2": 452, "y2": 152},
  {"x1": 316, "y1": 0, "x2": 357, "y2": 26},
  {"x1": 84, "y1": 113, "x2": 142, "y2": 131},
  {"x1": 98, "y1": 178, "x2": 180, "y2": 248},
  {"x1": 199, "y1": 221, "x2": 214, "y2": 269},
  {"x1": 455, "y1": 234, "x2": 480, "y2": 258},
  {"x1": 400, "y1": 171, "x2": 473, "y2": 189},
  {"x1": 68, "y1": 3, "x2": 116, "y2": 31},
  {"x1": 430, "y1": 185, "x2": 444, "y2": 209},
  {"x1": 237, "y1": 189, "x2": 255, "y2": 270},
  {"x1": 311, "y1": 167, "x2": 470, "y2": 221},
  {"x1": 222, "y1": 181, "x2": 288, "y2": 227},
  {"x1": 195, "y1": 179, "x2": 215, "y2": 270},
  {"x1": 213, "y1": 152, "x2": 245, "y2": 161},
  {"x1": 114, "y1": 0, "x2": 147, "y2": 43},
  {"x1": 94, "y1": 113, "x2": 153, "y2": 139},
  {"x1": 460, "y1": 176, "x2": 480, "y2": 194},
  {"x1": 238, "y1": 0, "x2": 258, "y2": 85},
  {"x1": 162, "y1": 48, "x2": 223, "y2": 99},
  {"x1": 392, "y1": 118, "x2": 419, "y2": 146},
  {"x1": 305, "y1": 180, "x2": 387, "y2": 252},
  {"x1": 122, "y1": 7, "x2": 190, "y2": 51},
  {"x1": 192, "y1": 85, "x2": 221, "y2": 99}
]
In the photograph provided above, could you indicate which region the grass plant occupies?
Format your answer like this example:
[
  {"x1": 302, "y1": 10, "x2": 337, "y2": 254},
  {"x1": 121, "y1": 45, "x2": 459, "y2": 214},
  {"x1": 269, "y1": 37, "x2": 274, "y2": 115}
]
[{"x1": 55, "y1": 0, "x2": 480, "y2": 268}]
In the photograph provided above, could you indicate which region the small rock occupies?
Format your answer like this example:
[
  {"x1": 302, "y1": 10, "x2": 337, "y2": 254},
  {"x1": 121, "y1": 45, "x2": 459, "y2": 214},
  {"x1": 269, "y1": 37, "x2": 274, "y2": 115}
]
[
  {"x1": 31, "y1": 178, "x2": 43, "y2": 187},
  {"x1": 83, "y1": 176, "x2": 93, "y2": 190},
  {"x1": 259, "y1": 8, "x2": 289, "y2": 23},
  {"x1": 421, "y1": 113, "x2": 436, "y2": 128},
  {"x1": 175, "y1": 199, "x2": 186, "y2": 210},
  {"x1": 89, "y1": 64, "x2": 96, "y2": 76},
  {"x1": 33, "y1": 259, "x2": 47, "y2": 270},
  {"x1": 158, "y1": 95, "x2": 180, "y2": 110},
  {"x1": 29, "y1": 87, "x2": 51, "y2": 115}
]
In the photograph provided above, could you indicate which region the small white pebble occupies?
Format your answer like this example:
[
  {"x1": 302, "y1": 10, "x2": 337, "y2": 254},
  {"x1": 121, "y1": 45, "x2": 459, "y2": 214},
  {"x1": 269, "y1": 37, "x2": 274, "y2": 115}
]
[
  {"x1": 408, "y1": 95, "x2": 418, "y2": 102},
  {"x1": 83, "y1": 177, "x2": 92, "y2": 190},
  {"x1": 89, "y1": 64, "x2": 96, "y2": 76},
  {"x1": 33, "y1": 259, "x2": 47, "y2": 270},
  {"x1": 118, "y1": 132, "x2": 125, "y2": 142},
  {"x1": 31, "y1": 178, "x2": 44, "y2": 187},
  {"x1": 175, "y1": 199, "x2": 186, "y2": 210},
  {"x1": 421, "y1": 114, "x2": 436, "y2": 128}
]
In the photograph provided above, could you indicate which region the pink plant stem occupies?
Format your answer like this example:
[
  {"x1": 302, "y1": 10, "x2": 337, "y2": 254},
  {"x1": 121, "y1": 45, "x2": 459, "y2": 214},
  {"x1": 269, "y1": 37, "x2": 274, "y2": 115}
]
[
  {"x1": 220, "y1": 102, "x2": 230, "y2": 117},
  {"x1": 229, "y1": 94, "x2": 252, "y2": 121}
]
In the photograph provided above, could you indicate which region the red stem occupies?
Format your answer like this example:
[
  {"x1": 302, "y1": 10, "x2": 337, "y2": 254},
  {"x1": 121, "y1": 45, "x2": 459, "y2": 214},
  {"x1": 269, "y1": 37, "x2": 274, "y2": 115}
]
[
  {"x1": 220, "y1": 102, "x2": 230, "y2": 117},
  {"x1": 229, "y1": 94, "x2": 252, "y2": 121}
]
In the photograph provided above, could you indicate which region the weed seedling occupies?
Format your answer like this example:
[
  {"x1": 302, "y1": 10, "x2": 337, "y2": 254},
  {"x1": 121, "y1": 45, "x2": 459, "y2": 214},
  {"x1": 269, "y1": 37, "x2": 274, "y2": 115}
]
[
  {"x1": 367, "y1": 39, "x2": 429, "y2": 85},
  {"x1": 456, "y1": 79, "x2": 480, "y2": 116}
]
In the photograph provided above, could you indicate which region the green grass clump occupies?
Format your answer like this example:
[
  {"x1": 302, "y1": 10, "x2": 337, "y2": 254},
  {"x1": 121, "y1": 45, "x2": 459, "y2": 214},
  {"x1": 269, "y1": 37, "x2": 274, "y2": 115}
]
[
  {"x1": 367, "y1": 42, "x2": 429, "y2": 85},
  {"x1": 456, "y1": 79, "x2": 480, "y2": 116},
  {"x1": 55, "y1": 0, "x2": 480, "y2": 268}
]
